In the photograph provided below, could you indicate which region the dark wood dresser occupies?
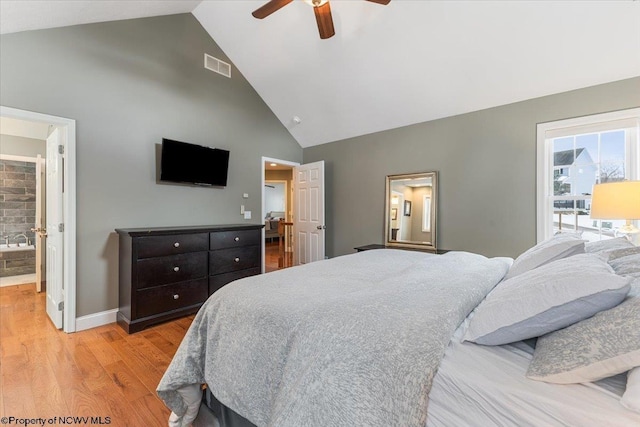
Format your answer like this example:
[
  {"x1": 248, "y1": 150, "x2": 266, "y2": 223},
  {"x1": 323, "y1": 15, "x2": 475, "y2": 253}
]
[{"x1": 115, "y1": 224, "x2": 263, "y2": 333}]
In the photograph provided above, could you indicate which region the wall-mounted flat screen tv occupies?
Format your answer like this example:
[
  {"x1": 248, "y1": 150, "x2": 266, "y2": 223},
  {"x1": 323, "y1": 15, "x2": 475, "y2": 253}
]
[{"x1": 160, "y1": 138, "x2": 230, "y2": 187}]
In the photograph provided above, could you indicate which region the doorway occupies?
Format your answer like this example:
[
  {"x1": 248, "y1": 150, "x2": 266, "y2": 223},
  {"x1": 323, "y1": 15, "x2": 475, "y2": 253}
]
[
  {"x1": 262, "y1": 157, "x2": 297, "y2": 273},
  {"x1": 261, "y1": 157, "x2": 327, "y2": 272},
  {"x1": 0, "y1": 153, "x2": 45, "y2": 289},
  {"x1": 0, "y1": 106, "x2": 76, "y2": 333}
]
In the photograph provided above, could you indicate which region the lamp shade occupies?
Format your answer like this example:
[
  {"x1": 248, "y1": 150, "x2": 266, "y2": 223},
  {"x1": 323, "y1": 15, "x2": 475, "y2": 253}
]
[{"x1": 591, "y1": 181, "x2": 640, "y2": 220}]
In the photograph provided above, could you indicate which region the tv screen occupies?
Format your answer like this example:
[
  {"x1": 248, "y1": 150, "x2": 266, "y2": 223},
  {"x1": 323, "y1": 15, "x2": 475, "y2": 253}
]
[{"x1": 160, "y1": 138, "x2": 230, "y2": 187}]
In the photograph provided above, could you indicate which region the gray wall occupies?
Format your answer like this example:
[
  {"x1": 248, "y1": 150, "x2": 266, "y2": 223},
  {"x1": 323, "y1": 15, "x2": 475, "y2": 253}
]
[
  {"x1": 304, "y1": 77, "x2": 640, "y2": 259},
  {"x1": 0, "y1": 14, "x2": 302, "y2": 317}
]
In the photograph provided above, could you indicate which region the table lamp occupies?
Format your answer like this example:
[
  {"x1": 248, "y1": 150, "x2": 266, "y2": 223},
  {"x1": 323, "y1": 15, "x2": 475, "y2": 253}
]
[{"x1": 591, "y1": 181, "x2": 640, "y2": 237}]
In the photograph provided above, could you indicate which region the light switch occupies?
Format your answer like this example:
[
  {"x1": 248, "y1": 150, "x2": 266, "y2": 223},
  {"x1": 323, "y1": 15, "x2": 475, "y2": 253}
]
[
  {"x1": 240, "y1": 205, "x2": 245, "y2": 214},
  {"x1": 244, "y1": 211, "x2": 252, "y2": 219},
  {"x1": 243, "y1": 193, "x2": 249, "y2": 199}
]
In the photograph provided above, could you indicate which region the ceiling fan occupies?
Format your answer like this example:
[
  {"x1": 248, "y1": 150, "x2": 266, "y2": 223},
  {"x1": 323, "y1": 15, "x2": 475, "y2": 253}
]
[{"x1": 252, "y1": 0, "x2": 391, "y2": 40}]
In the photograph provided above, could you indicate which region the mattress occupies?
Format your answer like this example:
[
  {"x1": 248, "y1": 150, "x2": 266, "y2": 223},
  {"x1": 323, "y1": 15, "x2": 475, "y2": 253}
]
[{"x1": 426, "y1": 318, "x2": 640, "y2": 427}]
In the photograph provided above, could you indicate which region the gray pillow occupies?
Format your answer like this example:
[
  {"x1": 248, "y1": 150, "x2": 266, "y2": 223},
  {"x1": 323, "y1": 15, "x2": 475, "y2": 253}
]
[
  {"x1": 607, "y1": 246, "x2": 640, "y2": 278},
  {"x1": 504, "y1": 233, "x2": 585, "y2": 279},
  {"x1": 464, "y1": 253, "x2": 632, "y2": 345},
  {"x1": 527, "y1": 283, "x2": 640, "y2": 384},
  {"x1": 585, "y1": 237, "x2": 634, "y2": 254}
]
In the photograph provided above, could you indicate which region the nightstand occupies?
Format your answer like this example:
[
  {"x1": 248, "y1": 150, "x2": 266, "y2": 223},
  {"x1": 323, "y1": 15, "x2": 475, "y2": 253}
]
[{"x1": 354, "y1": 244, "x2": 448, "y2": 254}]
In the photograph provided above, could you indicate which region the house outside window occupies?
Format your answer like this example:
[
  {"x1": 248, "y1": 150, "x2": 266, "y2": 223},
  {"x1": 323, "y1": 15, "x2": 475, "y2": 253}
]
[{"x1": 537, "y1": 108, "x2": 640, "y2": 242}]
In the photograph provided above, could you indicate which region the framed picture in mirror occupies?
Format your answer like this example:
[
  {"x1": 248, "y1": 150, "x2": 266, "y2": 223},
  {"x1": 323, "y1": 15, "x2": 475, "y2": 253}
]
[{"x1": 404, "y1": 200, "x2": 412, "y2": 216}]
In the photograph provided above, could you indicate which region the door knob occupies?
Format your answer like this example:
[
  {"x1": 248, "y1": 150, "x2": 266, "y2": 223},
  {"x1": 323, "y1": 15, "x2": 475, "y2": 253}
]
[
  {"x1": 316, "y1": 225, "x2": 326, "y2": 230},
  {"x1": 173, "y1": 266, "x2": 180, "y2": 272}
]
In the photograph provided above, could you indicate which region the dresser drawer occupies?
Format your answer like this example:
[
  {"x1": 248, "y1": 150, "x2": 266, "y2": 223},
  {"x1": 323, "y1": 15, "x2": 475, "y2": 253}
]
[
  {"x1": 135, "y1": 278, "x2": 208, "y2": 319},
  {"x1": 210, "y1": 230, "x2": 260, "y2": 250},
  {"x1": 209, "y1": 268, "x2": 261, "y2": 295},
  {"x1": 210, "y1": 245, "x2": 260, "y2": 274},
  {"x1": 136, "y1": 233, "x2": 209, "y2": 259},
  {"x1": 137, "y1": 252, "x2": 208, "y2": 288}
]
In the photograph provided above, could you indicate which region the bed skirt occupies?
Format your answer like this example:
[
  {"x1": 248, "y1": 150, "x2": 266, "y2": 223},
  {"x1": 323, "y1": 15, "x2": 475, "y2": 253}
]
[{"x1": 201, "y1": 388, "x2": 255, "y2": 427}]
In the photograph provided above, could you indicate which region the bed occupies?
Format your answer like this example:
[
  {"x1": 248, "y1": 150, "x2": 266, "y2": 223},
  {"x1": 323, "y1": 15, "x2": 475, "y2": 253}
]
[{"x1": 157, "y1": 235, "x2": 640, "y2": 426}]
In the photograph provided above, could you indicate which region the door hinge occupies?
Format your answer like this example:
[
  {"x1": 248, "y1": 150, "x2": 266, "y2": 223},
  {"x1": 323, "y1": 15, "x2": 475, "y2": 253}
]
[
  {"x1": 58, "y1": 145, "x2": 64, "y2": 155},
  {"x1": 58, "y1": 301, "x2": 64, "y2": 311},
  {"x1": 58, "y1": 223, "x2": 64, "y2": 232}
]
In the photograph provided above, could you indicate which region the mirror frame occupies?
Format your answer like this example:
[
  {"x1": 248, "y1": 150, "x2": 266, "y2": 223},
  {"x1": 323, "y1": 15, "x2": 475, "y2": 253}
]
[{"x1": 384, "y1": 171, "x2": 438, "y2": 250}]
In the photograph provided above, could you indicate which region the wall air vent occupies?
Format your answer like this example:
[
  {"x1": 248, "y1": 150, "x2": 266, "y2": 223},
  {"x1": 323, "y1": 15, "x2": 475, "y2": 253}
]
[{"x1": 204, "y1": 53, "x2": 231, "y2": 78}]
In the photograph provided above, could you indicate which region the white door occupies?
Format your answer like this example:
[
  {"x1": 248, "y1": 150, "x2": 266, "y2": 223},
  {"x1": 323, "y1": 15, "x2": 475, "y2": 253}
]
[
  {"x1": 46, "y1": 128, "x2": 64, "y2": 329},
  {"x1": 34, "y1": 155, "x2": 44, "y2": 293},
  {"x1": 293, "y1": 161, "x2": 325, "y2": 265}
]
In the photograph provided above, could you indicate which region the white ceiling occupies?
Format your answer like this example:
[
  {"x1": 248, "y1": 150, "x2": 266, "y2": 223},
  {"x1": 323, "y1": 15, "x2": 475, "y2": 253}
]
[
  {"x1": 0, "y1": 1, "x2": 201, "y2": 34},
  {"x1": 0, "y1": 117, "x2": 50, "y2": 140},
  {"x1": 2, "y1": 1, "x2": 639, "y2": 148}
]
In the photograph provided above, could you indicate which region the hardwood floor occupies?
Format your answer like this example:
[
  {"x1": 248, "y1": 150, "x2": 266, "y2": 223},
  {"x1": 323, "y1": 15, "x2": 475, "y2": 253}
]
[
  {"x1": 265, "y1": 240, "x2": 292, "y2": 273},
  {"x1": 1, "y1": 247, "x2": 291, "y2": 425},
  {"x1": 0, "y1": 283, "x2": 194, "y2": 426}
]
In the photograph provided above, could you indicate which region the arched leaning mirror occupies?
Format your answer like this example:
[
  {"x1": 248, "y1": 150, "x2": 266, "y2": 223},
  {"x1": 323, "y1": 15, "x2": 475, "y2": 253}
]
[{"x1": 385, "y1": 171, "x2": 437, "y2": 250}]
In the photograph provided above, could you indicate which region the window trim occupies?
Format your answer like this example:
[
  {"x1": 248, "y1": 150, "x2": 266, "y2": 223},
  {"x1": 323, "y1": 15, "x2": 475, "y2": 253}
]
[{"x1": 536, "y1": 108, "x2": 640, "y2": 243}]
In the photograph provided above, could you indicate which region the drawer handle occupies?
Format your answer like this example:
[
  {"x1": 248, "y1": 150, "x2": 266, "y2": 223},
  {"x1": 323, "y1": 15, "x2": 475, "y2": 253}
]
[
  {"x1": 234, "y1": 257, "x2": 240, "y2": 263},
  {"x1": 174, "y1": 242, "x2": 180, "y2": 248},
  {"x1": 234, "y1": 237, "x2": 240, "y2": 242},
  {"x1": 173, "y1": 266, "x2": 180, "y2": 272},
  {"x1": 173, "y1": 294, "x2": 179, "y2": 300}
]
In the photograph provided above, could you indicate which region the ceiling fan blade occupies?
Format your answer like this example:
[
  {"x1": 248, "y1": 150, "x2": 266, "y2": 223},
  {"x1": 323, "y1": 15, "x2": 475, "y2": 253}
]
[
  {"x1": 365, "y1": 0, "x2": 390, "y2": 4},
  {"x1": 314, "y1": 2, "x2": 335, "y2": 39},
  {"x1": 252, "y1": 0, "x2": 293, "y2": 19}
]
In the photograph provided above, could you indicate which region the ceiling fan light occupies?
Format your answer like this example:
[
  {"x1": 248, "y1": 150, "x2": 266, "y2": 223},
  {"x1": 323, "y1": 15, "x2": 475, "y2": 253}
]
[{"x1": 304, "y1": 0, "x2": 329, "y2": 7}]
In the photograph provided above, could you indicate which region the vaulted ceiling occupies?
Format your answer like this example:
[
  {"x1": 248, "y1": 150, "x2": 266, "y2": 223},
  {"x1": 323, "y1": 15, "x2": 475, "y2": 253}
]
[{"x1": 2, "y1": 1, "x2": 639, "y2": 148}]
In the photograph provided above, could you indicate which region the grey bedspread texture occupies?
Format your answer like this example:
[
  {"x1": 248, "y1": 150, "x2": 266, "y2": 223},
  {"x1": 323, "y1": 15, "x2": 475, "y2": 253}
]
[{"x1": 157, "y1": 249, "x2": 512, "y2": 427}]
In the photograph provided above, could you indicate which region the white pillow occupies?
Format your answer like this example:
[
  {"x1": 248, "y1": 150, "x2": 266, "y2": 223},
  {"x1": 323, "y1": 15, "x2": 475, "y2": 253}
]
[
  {"x1": 527, "y1": 283, "x2": 640, "y2": 384},
  {"x1": 584, "y1": 237, "x2": 634, "y2": 254},
  {"x1": 464, "y1": 253, "x2": 631, "y2": 345},
  {"x1": 504, "y1": 233, "x2": 585, "y2": 279},
  {"x1": 622, "y1": 367, "x2": 640, "y2": 413}
]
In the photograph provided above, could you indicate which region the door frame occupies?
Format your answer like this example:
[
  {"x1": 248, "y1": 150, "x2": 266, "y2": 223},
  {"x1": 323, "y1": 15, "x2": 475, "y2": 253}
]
[
  {"x1": 261, "y1": 156, "x2": 299, "y2": 273},
  {"x1": 1, "y1": 106, "x2": 77, "y2": 333}
]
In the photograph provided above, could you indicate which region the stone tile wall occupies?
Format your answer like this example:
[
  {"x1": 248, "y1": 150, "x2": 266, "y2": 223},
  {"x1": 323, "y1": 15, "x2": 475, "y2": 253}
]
[{"x1": 0, "y1": 159, "x2": 36, "y2": 277}]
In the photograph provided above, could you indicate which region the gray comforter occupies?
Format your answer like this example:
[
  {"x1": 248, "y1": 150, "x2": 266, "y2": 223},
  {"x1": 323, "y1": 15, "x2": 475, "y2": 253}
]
[{"x1": 157, "y1": 249, "x2": 511, "y2": 427}]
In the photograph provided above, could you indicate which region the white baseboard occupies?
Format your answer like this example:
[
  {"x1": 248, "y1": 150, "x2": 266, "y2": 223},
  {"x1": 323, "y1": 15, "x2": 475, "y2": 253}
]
[
  {"x1": 75, "y1": 308, "x2": 118, "y2": 332},
  {"x1": 0, "y1": 274, "x2": 36, "y2": 287}
]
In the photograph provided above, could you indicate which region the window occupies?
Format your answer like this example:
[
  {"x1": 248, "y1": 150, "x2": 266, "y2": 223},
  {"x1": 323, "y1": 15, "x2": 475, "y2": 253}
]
[
  {"x1": 537, "y1": 109, "x2": 640, "y2": 242},
  {"x1": 422, "y1": 196, "x2": 431, "y2": 232}
]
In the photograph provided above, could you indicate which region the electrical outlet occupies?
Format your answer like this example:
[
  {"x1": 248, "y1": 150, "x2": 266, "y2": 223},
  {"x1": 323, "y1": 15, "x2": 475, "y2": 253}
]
[{"x1": 244, "y1": 211, "x2": 252, "y2": 219}]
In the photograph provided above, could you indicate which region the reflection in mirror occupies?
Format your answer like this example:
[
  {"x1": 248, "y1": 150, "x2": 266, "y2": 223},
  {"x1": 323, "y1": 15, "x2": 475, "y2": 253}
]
[{"x1": 385, "y1": 172, "x2": 437, "y2": 250}]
